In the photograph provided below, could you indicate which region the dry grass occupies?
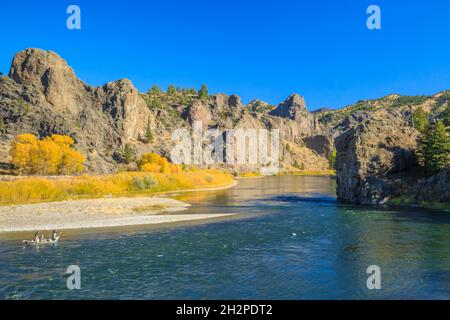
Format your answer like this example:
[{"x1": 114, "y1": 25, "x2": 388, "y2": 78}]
[
  {"x1": 237, "y1": 171, "x2": 262, "y2": 178},
  {"x1": 277, "y1": 170, "x2": 336, "y2": 176},
  {"x1": 0, "y1": 169, "x2": 234, "y2": 206}
]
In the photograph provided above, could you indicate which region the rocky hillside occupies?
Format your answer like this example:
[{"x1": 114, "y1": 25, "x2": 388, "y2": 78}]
[{"x1": 0, "y1": 49, "x2": 332, "y2": 173}]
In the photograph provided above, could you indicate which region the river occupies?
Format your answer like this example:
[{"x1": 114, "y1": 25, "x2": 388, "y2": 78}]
[{"x1": 0, "y1": 176, "x2": 449, "y2": 299}]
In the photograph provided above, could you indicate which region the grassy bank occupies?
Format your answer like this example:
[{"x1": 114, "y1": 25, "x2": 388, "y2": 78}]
[
  {"x1": 0, "y1": 169, "x2": 234, "y2": 206},
  {"x1": 237, "y1": 172, "x2": 262, "y2": 178},
  {"x1": 277, "y1": 170, "x2": 336, "y2": 176},
  {"x1": 389, "y1": 196, "x2": 450, "y2": 211}
]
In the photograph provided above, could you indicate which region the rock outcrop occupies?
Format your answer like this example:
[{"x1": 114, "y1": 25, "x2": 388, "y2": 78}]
[
  {"x1": 417, "y1": 169, "x2": 450, "y2": 203},
  {"x1": 270, "y1": 94, "x2": 307, "y2": 120},
  {"x1": 335, "y1": 109, "x2": 419, "y2": 205},
  {"x1": 187, "y1": 100, "x2": 212, "y2": 128}
]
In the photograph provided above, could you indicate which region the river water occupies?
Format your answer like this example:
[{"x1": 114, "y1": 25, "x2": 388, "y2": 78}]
[{"x1": 0, "y1": 176, "x2": 449, "y2": 299}]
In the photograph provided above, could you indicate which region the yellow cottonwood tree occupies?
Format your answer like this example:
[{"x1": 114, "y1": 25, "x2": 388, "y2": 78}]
[
  {"x1": 10, "y1": 134, "x2": 38, "y2": 174},
  {"x1": 10, "y1": 134, "x2": 85, "y2": 175}
]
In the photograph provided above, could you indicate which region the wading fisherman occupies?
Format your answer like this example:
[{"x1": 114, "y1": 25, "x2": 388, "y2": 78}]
[
  {"x1": 34, "y1": 231, "x2": 40, "y2": 244},
  {"x1": 50, "y1": 230, "x2": 60, "y2": 242}
]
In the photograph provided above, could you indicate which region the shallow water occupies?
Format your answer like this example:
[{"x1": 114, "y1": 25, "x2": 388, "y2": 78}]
[{"x1": 0, "y1": 176, "x2": 449, "y2": 299}]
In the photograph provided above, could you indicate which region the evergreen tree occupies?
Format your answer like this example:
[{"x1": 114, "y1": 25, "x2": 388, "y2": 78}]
[
  {"x1": 443, "y1": 103, "x2": 450, "y2": 127},
  {"x1": 412, "y1": 106, "x2": 429, "y2": 132},
  {"x1": 167, "y1": 85, "x2": 176, "y2": 95},
  {"x1": 417, "y1": 121, "x2": 450, "y2": 176},
  {"x1": 148, "y1": 84, "x2": 160, "y2": 96},
  {"x1": 122, "y1": 143, "x2": 136, "y2": 164},
  {"x1": 145, "y1": 120, "x2": 153, "y2": 143},
  {"x1": 198, "y1": 84, "x2": 208, "y2": 99}
]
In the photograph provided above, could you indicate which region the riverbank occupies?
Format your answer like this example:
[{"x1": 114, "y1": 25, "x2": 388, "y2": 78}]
[
  {"x1": 0, "y1": 170, "x2": 234, "y2": 206},
  {"x1": 388, "y1": 196, "x2": 450, "y2": 212},
  {"x1": 0, "y1": 196, "x2": 238, "y2": 233}
]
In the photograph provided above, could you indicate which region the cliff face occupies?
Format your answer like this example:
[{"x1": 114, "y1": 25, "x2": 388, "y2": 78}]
[
  {"x1": 335, "y1": 109, "x2": 419, "y2": 204},
  {"x1": 417, "y1": 169, "x2": 450, "y2": 203}
]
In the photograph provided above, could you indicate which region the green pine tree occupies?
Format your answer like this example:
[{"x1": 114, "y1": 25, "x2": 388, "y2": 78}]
[
  {"x1": 145, "y1": 120, "x2": 153, "y2": 143},
  {"x1": 198, "y1": 84, "x2": 208, "y2": 99},
  {"x1": 412, "y1": 106, "x2": 429, "y2": 132},
  {"x1": 148, "y1": 84, "x2": 160, "y2": 96},
  {"x1": 417, "y1": 121, "x2": 450, "y2": 176},
  {"x1": 443, "y1": 103, "x2": 450, "y2": 127},
  {"x1": 122, "y1": 143, "x2": 136, "y2": 165},
  {"x1": 167, "y1": 84, "x2": 176, "y2": 95}
]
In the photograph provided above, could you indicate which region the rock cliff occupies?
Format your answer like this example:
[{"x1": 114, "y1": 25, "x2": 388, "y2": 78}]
[{"x1": 335, "y1": 109, "x2": 419, "y2": 204}]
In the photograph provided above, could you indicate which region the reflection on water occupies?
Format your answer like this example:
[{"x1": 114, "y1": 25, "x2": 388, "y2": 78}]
[{"x1": 0, "y1": 176, "x2": 449, "y2": 299}]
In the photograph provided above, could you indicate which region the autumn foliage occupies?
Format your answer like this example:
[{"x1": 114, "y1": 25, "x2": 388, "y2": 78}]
[
  {"x1": 0, "y1": 170, "x2": 234, "y2": 205},
  {"x1": 10, "y1": 134, "x2": 85, "y2": 175},
  {"x1": 138, "y1": 153, "x2": 182, "y2": 174}
]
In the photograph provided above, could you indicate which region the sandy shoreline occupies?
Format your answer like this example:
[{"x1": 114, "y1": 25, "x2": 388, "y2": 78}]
[
  {"x1": 0, "y1": 179, "x2": 239, "y2": 235},
  {"x1": 0, "y1": 196, "x2": 236, "y2": 233}
]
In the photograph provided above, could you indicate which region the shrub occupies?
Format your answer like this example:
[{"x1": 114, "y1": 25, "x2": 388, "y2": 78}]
[
  {"x1": 328, "y1": 150, "x2": 337, "y2": 170},
  {"x1": 140, "y1": 163, "x2": 162, "y2": 173},
  {"x1": 131, "y1": 176, "x2": 146, "y2": 190}
]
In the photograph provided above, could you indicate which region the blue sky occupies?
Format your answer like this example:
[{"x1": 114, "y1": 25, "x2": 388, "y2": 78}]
[{"x1": 1, "y1": 0, "x2": 450, "y2": 110}]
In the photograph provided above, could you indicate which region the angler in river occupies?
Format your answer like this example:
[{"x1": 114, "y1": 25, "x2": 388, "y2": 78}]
[{"x1": 23, "y1": 230, "x2": 60, "y2": 245}]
